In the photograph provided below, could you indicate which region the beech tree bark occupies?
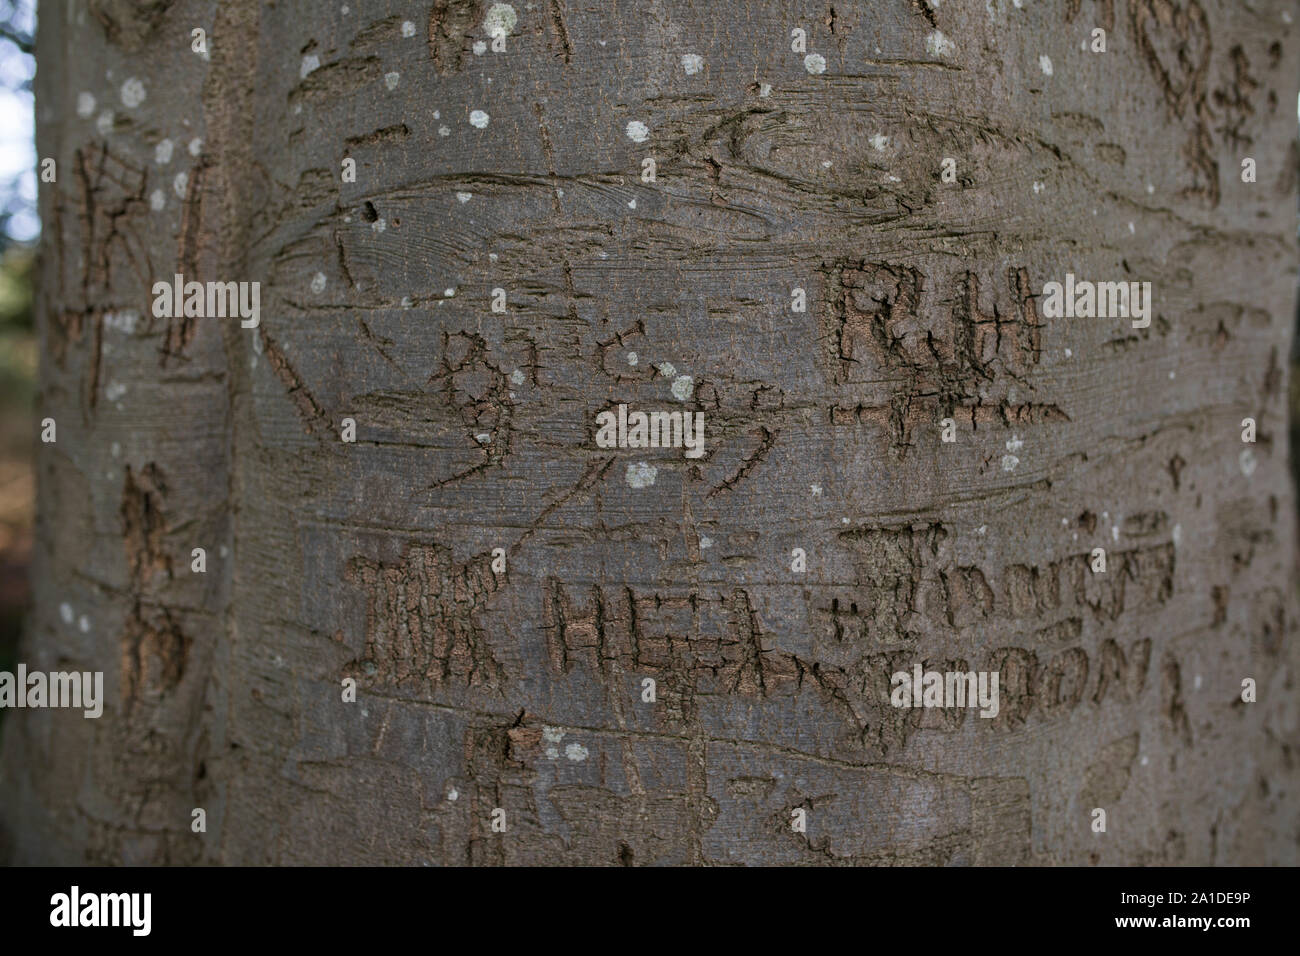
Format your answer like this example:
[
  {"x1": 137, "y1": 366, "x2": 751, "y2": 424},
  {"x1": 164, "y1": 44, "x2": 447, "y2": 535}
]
[{"x1": 1, "y1": 0, "x2": 1298, "y2": 865}]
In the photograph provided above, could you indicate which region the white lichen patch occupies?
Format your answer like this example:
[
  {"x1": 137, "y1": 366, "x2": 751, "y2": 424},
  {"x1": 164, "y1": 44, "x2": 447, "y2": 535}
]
[
  {"x1": 671, "y1": 375, "x2": 694, "y2": 401},
  {"x1": 1240, "y1": 448, "x2": 1257, "y2": 477},
  {"x1": 384, "y1": 71, "x2": 400, "y2": 90},
  {"x1": 484, "y1": 3, "x2": 518, "y2": 37},
  {"x1": 76, "y1": 92, "x2": 96, "y2": 118},
  {"x1": 1038, "y1": 54, "x2": 1053, "y2": 75},
  {"x1": 470, "y1": 109, "x2": 490, "y2": 128},
  {"x1": 564, "y1": 743, "x2": 589, "y2": 762},
  {"x1": 300, "y1": 54, "x2": 320, "y2": 78},
  {"x1": 173, "y1": 171, "x2": 188, "y2": 198},
  {"x1": 104, "y1": 310, "x2": 139, "y2": 334},
  {"x1": 804, "y1": 53, "x2": 826, "y2": 74},
  {"x1": 310, "y1": 272, "x2": 327, "y2": 294},
  {"x1": 626, "y1": 462, "x2": 657, "y2": 488},
  {"x1": 869, "y1": 133, "x2": 890, "y2": 151},
  {"x1": 681, "y1": 53, "x2": 703, "y2": 74},
  {"x1": 154, "y1": 138, "x2": 174, "y2": 164},
  {"x1": 456, "y1": 191, "x2": 473, "y2": 203},
  {"x1": 926, "y1": 31, "x2": 954, "y2": 57},
  {"x1": 626, "y1": 120, "x2": 649, "y2": 142},
  {"x1": 120, "y1": 77, "x2": 146, "y2": 108},
  {"x1": 149, "y1": 188, "x2": 165, "y2": 211},
  {"x1": 401, "y1": 20, "x2": 416, "y2": 37}
]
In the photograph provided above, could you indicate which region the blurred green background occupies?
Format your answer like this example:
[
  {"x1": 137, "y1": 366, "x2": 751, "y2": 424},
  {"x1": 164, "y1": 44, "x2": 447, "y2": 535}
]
[
  {"x1": 0, "y1": 245, "x2": 33, "y2": 689},
  {"x1": 0, "y1": 0, "x2": 36, "y2": 707}
]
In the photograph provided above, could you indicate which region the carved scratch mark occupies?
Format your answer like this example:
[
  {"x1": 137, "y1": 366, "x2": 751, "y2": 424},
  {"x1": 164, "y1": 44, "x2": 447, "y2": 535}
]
[
  {"x1": 709, "y1": 426, "x2": 777, "y2": 498},
  {"x1": 259, "y1": 326, "x2": 331, "y2": 435},
  {"x1": 547, "y1": 0, "x2": 573, "y2": 63}
]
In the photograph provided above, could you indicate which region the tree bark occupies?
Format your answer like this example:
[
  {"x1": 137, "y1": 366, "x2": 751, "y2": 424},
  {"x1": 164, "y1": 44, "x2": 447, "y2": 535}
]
[{"x1": 2, "y1": 0, "x2": 1298, "y2": 865}]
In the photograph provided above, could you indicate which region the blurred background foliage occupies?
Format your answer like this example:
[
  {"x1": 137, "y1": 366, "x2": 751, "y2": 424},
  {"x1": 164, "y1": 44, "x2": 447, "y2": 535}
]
[{"x1": 0, "y1": 0, "x2": 34, "y2": 698}]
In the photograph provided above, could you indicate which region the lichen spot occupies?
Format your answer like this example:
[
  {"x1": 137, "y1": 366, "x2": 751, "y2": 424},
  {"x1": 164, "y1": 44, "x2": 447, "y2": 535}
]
[
  {"x1": 626, "y1": 462, "x2": 657, "y2": 488},
  {"x1": 564, "y1": 743, "x2": 589, "y2": 762},
  {"x1": 120, "y1": 77, "x2": 146, "y2": 108},
  {"x1": 926, "y1": 31, "x2": 954, "y2": 57},
  {"x1": 484, "y1": 3, "x2": 518, "y2": 38}
]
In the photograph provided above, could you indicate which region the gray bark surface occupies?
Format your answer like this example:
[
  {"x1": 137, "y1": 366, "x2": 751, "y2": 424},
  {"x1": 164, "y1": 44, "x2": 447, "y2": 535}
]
[{"x1": 1, "y1": 0, "x2": 1298, "y2": 865}]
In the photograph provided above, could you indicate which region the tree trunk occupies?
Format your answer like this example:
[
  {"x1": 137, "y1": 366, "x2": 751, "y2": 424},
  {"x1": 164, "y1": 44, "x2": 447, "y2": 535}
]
[{"x1": 2, "y1": 0, "x2": 1298, "y2": 865}]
